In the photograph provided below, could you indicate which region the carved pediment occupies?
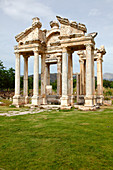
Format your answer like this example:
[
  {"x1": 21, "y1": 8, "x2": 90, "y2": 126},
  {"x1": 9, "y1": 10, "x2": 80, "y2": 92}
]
[
  {"x1": 56, "y1": 16, "x2": 87, "y2": 39},
  {"x1": 15, "y1": 17, "x2": 46, "y2": 45},
  {"x1": 46, "y1": 29, "x2": 60, "y2": 47}
]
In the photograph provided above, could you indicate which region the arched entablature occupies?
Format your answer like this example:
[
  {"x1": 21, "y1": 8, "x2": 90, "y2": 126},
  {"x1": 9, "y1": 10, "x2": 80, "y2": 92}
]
[{"x1": 46, "y1": 29, "x2": 60, "y2": 46}]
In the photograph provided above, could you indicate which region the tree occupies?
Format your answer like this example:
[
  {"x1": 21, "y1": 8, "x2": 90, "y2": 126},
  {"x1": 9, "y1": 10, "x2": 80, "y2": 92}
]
[
  {"x1": 0, "y1": 60, "x2": 6, "y2": 90},
  {"x1": 8, "y1": 68, "x2": 15, "y2": 89},
  {"x1": 103, "y1": 80, "x2": 111, "y2": 88},
  {"x1": 73, "y1": 79, "x2": 76, "y2": 88},
  {"x1": 28, "y1": 76, "x2": 33, "y2": 89},
  {"x1": 50, "y1": 80, "x2": 57, "y2": 90},
  {"x1": 0, "y1": 60, "x2": 15, "y2": 90}
]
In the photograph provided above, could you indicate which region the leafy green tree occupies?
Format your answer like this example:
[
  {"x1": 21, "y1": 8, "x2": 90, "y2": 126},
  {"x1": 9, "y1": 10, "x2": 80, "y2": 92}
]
[
  {"x1": 0, "y1": 60, "x2": 6, "y2": 90},
  {"x1": 3, "y1": 70, "x2": 9, "y2": 91},
  {"x1": 73, "y1": 79, "x2": 76, "y2": 88},
  {"x1": 103, "y1": 80, "x2": 111, "y2": 88},
  {"x1": 8, "y1": 68, "x2": 15, "y2": 89},
  {"x1": 0, "y1": 61, "x2": 15, "y2": 91},
  {"x1": 95, "y1": 80, "x2": 97, "y2": 89},
  {"x1": 28, "y1": 76, "x2": 33, "y2": 89},
  {"x1": 50, "y1": 80, "x2": 57, "y2": 90},
  {"x1": 20, "y1": 76, "x2": 23, "y2": 89}
]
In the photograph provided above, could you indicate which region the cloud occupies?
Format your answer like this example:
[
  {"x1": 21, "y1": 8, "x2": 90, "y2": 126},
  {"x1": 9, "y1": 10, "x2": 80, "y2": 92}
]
[
  {"x1": 89, "y1": 8, "x2": 101, "y2": 16},
  {"x1": 0, "y1": 0, "x2": 55, "y2": 23}
]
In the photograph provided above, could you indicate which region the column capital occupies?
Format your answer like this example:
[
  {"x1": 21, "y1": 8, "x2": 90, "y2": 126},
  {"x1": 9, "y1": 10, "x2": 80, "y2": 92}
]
[
  {"x1": 77, "y1": 51, "x2": 86, "y2": 61},
  {"x1": 85, "y1": 43, "x2": 95, "y2": 49},
  {"x1": 23, "y1": 55, "x2": 30, "y2": 59},
  {"x1": 96, "y1": 53, "x2": 103, "y2": 62},
  {"x1": 62, "y1": 47, "x2": 68, "y2": 53},
  {"x1": 96, "y1": 45, "x2": 106, "y2": 55},
  {"x1": 57, "y1": 56, "x2": 61, "y2": 63},
  {"x1": 33, "y1": 49, "x2": 39, "y2": 54},
  {"x1": 67, "y1": 49, "x2": 74, "y2": 54},
  {"x1": 77, "y1": 50, "x2": 85, "y2": 56},
  {"x1": 97, "y1": 57, "x2": 103, "y2": 62},
  {"x1": 41, "y1": 53, "x2": 46, "y2": 57},
  {"x1": 79, "y1": 59, "x2": 84, "y2": 64},
  {"x1": 14, "y1": 51, "x2": 20, "y2": 55}
]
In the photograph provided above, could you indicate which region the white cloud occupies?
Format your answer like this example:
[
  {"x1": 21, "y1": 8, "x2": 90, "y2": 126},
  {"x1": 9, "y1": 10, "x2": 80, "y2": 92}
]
[
  {"x1": 89, "y1": 8, "x2": 101, "y2": 16},
  {"x1": 0, "y1": 0, "x2": 55, "y2": 22}
]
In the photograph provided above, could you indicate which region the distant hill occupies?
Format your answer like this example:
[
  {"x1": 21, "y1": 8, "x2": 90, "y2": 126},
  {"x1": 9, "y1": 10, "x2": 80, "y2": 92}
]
[
  {"x1": 103, "y1": 73, "x2": 113, "y2": 81},
  {"x1": 28, "y1": 73, "x2": 113, "y2": 81},
  {"x1": 29, "y1": 73, "x2": 76, "y2": 83},
  {"x1": 29, "y1": 73, "x2": 57, "y2": 83}
]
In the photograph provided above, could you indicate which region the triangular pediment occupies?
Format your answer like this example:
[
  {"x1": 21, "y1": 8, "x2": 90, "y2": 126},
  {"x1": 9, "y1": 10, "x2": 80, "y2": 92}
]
[{"x1": 15, "y1": 18, "x2": 42, "y2": 43}]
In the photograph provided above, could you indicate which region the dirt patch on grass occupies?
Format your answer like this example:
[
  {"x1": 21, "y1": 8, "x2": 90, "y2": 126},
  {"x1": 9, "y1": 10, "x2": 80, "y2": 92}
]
[{"x1": 80, "y1": 123, "x2": 90, "y2": 125}]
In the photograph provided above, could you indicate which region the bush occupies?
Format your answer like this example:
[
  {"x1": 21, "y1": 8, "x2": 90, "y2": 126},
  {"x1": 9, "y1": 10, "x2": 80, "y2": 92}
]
[{"x1": 104, "y1": 96, "x2": 111, "y2": 100}]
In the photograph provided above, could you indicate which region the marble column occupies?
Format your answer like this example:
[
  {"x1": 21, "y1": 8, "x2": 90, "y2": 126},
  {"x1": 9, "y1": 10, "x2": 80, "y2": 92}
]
[
  {"x1": 97, "y1": 57, "x2": 103, "y2": 105},
  {"x1": 61, "y1": 48, "x2": 68, "y2": 107},
  {"x1": 84, "y1": 43, "x2": 94, "y2": 107},
  {"x1": 57, "y1": 57, "x2": 62, "y2": 96},
  {"x1": 93, "y1": 57, "x2": 97, "y2": 105},
  {"x1": 13, "y1": 52, "x2": 20, "y2": 105},
  {"x1": 76, "y1": 73, "x2": 80, "y2": 104},
  {"x1": 41, "y1": 53, "x2": 47, "y2": 104},
  {"x1": 32, "y1": 50, "x2": 39, "y2": 105},
  {"x1": 23, "y1": 56, "x2": 28, "y2": 104},
  {"x1": 68, "y1": 52, "x2": 73, "y2": 106},
  {"x1": 79, "y1": 59, "x2": 85, "y2": 95},
  {"x1": 46, "y1": 64, "x2": 50, "y2": 85},
  {"x1": 84, "y1": 60, "x2": 86, "y2": 95}
]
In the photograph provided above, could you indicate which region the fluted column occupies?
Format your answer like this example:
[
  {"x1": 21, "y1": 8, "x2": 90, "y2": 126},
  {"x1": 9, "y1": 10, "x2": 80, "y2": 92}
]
[
  {"x1": 13, "y1": 52, "x2": 20, "y2": 105},
  {"x1": 97, "y1": 57, "x2": 103, "y2": 105},
  {"x1": 76, "y1": 73, "x2": 80, "y2": 103},
  {"x1": 61, "y1": 48, "x2": 68, "y2": 107},
  {"x1": 46, "y1": 64, "x2": 50, "y2": 85},
  {"x1": 84, "y1": 60, "x2": 86, "y2": 95},
  {"x1": 23, "y1": 56, "x2": 28, "y2": 104},
  {"x1": 68, "y1": 52, "x2": 73, "y2": 105},
  {"x1": 79, "y1": 59, "x2": 85, "y2": 95},
  {"x1": 41, "y1": 53, "x2": 47, "y2": 104},
  {"x1": 57, "y1": 56, "x2": 62, "y2": 96},
  {"x1": 32, "y1": 50, "x2": 39, "y2": 105},
  {"x1": 93, "y1": 55, "x2": 96, "y2": 105},
  {"x1": 85, "y1": 43, "x2": 94, "y2": 107}
]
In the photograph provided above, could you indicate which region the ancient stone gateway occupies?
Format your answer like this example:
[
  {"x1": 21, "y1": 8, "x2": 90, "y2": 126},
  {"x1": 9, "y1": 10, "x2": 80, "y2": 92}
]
[{"x1": 13, "y1": 16, "x2": 106, "y2": 110}]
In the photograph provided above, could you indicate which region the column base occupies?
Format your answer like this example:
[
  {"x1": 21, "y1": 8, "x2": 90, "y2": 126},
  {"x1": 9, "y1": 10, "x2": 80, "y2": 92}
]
[
  {"x1": 68, "y1": 95, "x2": 74, "y2": 106},
  {"x1": 25, "y1": 96, "x2": 29, "y2": 104},
  {"x1": 97, "y1": 95, "x2": 104, "y2": 105},
  {"x1": 84, "y1": 96, "x2": 94, "y2": 107},
  {"x1": 13, "y1": 95, "x2": 21, "y2": 106},
  {"x1": 61, "y1": 95, "x2": 69, "y2": 107},
  {"x1": 93, "y1": 95, "x2": 97, "y2": 106},
  {"x1": 71, "y1": 95, "x2": 74, "y2": 106},
  {"x1": 40, "y1": 95, "x2": 47, "y2": 105},
  {"x1": 32, "y1": 95, "x2": 39, "y2": 106}
]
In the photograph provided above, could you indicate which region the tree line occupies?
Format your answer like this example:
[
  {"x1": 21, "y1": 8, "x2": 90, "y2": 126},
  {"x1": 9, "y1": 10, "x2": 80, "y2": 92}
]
[
  {"x1": 0, "y1": 60, "x2": 15, "y2": 90},
  {"x1": 0, "y1": 60, "x2": 113, "y2": 91}
]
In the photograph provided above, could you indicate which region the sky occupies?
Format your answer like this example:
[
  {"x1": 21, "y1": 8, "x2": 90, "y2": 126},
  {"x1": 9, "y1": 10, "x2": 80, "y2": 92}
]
[{"x1": 0, "y1": 0, "x2": 113, "y2": 75}]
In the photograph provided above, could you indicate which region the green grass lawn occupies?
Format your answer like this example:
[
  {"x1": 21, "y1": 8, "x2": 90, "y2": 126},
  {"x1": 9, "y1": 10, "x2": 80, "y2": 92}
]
[{"x1": 0, "y1": 106, "x2": 113, "y2": 170}]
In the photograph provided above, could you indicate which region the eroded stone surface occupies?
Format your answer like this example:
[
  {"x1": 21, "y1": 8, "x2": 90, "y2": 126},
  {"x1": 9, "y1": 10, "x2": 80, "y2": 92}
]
[{"x1": 13, "y1": 16, "x2": 106, "y2": 110}]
